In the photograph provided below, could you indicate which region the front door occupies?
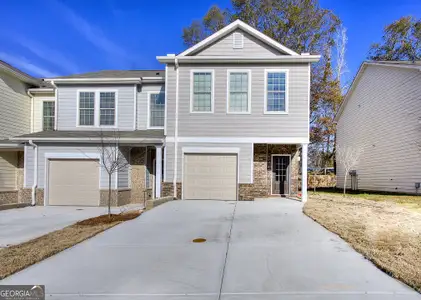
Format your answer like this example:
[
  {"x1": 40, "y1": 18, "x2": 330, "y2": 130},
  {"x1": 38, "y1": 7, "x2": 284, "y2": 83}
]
[{"x1": 272, "y1": 155, "x2": 290, "y2": 195}]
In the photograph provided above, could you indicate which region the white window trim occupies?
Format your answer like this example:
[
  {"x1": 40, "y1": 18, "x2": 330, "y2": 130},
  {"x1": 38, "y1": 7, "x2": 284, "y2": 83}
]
[
  {"x1": 190, "y1": 69, "x2": 215, "y2": 114},
  {"x1": 226, "y1": 69, "x2": 251, "y2": 114},
  {"x1": 76, "y1": 89, "x2": 119, "y2": 128},
  {"x1": 147, "y1": 91, "x2": 165, "y2": 129},
  {"x1": 264, "y1": 69, "x2": 289, "y2": 115}
]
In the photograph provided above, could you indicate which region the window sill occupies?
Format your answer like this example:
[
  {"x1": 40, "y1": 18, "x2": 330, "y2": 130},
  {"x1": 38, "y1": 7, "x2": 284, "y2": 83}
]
[
  {"x1": 226, "y1": 111, "x2": 251, "y2": 115},
  {"x1": 189, "y1": 111, "x2": 214, "y2": 114},
  {"x1": 264, "y1": 111, "x2": 289, "y2": 115}
]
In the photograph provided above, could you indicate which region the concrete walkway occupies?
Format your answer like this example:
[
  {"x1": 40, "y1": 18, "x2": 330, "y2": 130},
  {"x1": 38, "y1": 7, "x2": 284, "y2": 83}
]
[{"x1": 1, "y1": 200, "x2": 419, "y2": 299}]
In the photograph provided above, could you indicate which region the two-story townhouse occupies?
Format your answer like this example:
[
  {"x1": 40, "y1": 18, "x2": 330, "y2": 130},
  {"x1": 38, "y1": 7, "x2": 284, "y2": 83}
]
[
  {"x1": 7, "y1": 20, "x2": 319, "y2": 207},
  {"x1": 0, "y1": 60, "x2": 48, "y2": 205}
]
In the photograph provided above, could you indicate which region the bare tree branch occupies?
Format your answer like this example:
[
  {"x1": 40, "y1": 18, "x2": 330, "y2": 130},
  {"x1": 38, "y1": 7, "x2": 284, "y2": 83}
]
[{"x1": 336, "y1": 145, "x2": 364, "y2": 196}]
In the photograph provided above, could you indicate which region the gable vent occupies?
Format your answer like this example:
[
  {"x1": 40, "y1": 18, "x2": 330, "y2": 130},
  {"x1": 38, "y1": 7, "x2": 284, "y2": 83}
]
[{"x1": 232, "y1": 32, "x2": 244, "y2": 49}]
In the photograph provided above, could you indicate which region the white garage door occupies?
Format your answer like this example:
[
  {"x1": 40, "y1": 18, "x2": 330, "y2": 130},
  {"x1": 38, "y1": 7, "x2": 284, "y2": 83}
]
[
  {"x1": 48, "y1": 159, "x2": 100, "y2": 206},
  {"x1": 183, "y1": 154, "x2": 237, "y2": 200}
]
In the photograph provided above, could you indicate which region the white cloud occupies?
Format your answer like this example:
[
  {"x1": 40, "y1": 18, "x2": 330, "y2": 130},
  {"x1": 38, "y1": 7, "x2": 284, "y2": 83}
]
[
  {"x1": 12, "y1": 35, "x2": 80, "y2": 74},
  {"x1": 0, "y1": 52, "x2": 59, "y2": 78},
  {"x1": 51, "y1": 0, "x2": 128, "y2": 60}
]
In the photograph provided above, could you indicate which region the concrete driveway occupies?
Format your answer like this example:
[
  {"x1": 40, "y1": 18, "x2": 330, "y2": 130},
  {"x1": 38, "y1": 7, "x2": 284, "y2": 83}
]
[
  {"x1": 0, "y1": 206, "x2": 113, "y2": 247},
  {"x1": 1, "y1": 200, "x2": 419, "y2": 299}
]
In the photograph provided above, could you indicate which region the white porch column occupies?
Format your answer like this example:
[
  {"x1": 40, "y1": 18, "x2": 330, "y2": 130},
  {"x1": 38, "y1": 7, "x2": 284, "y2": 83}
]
[
  {"x1": 155, "y1": 146, "x2": 162, "y2": 198},
  {"x1": 301, "y1": 143, "x2": 308, "y2": 203}
]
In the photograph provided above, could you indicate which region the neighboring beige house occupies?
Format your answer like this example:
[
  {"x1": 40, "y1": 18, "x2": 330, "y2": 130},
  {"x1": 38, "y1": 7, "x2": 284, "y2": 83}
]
[
  {"x1": 2, "y1": 20, "x2": 320, "y2": 207},
  {"x1": 335, "y1": 61, "x2": 421, "y2": 194}
]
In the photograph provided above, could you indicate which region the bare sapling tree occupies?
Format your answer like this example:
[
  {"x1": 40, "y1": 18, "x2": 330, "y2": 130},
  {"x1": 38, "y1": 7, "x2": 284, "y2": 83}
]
[
  {"x1": 97, "y1": 130, "x2": 130, "y2": 217},
  {"x1": 308, "y1": 143, "x2": 325, "y2": 192},
  {"x1": 336, "y1": 145, "x2": 364, "y2": 196}
]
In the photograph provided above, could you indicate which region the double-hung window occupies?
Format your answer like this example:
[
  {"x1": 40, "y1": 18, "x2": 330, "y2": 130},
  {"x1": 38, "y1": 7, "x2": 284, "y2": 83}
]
[
  {"x1": 78, "y1": 91, "x2": 116, "y2": 127},
  {"x1": 191, "y1": 71, "x2": 213, "y2": 113},
  {"x1": 265, "y1": 70, "x2": 288, "y2": 114},
  {"x1": 42, "y1": 101, "x2": 55, "y2": 131},
  {"x1": 149, "y1": 92, "x2": 165, "y2": 128},
  {"x1": 227, "y1": 70, "x2": 250, "y2": 113}
]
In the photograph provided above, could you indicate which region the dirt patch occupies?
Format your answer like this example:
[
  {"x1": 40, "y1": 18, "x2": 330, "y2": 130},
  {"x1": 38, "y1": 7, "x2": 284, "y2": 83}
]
[
  {"x1": 304, "y1": 193, "x2": 421, "y2": 293},
  {"x1": 0, "y1": 210, "x2": 142, "y2": 280}
]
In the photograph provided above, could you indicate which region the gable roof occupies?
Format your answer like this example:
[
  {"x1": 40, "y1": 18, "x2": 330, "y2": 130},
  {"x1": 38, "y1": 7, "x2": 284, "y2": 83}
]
[
  {"x1": 178, "y1": 20, "x2": 299, "y2": 57},
  {"x1": 0, "y1": 60, "x2": 42, "y2": 86},
  {"x1": 334, "y1": 60, "x2": 421, "y2": 122}
]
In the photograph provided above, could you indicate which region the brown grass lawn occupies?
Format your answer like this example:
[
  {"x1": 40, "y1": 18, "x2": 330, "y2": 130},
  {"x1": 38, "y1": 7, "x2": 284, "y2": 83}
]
[
  {"x1": 304, "y1": 192, "x2": 421, "y2": 293},
  {"x1": 0, "y1": 210, "x2": 141, "y2": 280}
]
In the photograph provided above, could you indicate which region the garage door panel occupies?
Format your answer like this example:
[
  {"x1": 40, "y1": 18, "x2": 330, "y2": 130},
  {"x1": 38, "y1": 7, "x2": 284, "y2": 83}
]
[
  {"x1": 48, "y1": 159, "x2": 100, "y2": 206},
  {"x1": 184, "y1": 154, "x2": 237, "y2": 200}
]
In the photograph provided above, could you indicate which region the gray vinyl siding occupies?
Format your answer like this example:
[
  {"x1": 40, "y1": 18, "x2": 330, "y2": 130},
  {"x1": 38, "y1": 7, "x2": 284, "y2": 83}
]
[
  {"x1": 57, "y1": 84, "x2": 136, "y2": 130},
  {"x1": 24, "y1": 145, "x2": 34, "y2": 188},
  {"x1": 336, "y1": 65, "x2": 421, "y2": 194},
  {"x1": 136, "y1": 84, "x2": 165, "y2": 130},
  {"x1": 0, "y1": 72, "x2": 31, "y2": 139},
  {"x1": 166, "y1": 63, "x2": 309, "y2": 139},
  {"x1": 165, "y1": 142, "x2": 253, "y2": 183},
  {"x1": 24, "y1": 143, "x2": 117, "y2": 189},
  {"x1": 117, "y1": 147, "x2": 130, "y2": 188},
  {"x1": 32, "y1": 93, "x2": 55, "y2": 133},
  {"x1": 195, "y1": 29, "x2": 284, "y2": 57}
]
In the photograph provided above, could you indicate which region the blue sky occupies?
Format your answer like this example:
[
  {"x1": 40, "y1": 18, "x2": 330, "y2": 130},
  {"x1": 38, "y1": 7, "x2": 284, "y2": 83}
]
[{"x1": 1, "y1": 0, "x2": 420, "y2": 80}]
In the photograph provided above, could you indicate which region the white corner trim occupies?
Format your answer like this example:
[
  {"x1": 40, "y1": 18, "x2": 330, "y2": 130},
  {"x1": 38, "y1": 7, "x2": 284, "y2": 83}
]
[
  {"x1": 164, "y1": 65, "x2": 168, "y2": 135},
  {"x1": 264, "y1": 69, "x2": 289, "y2": 115},
  {"x1": 178, "y1": 20, "x2": 299, "y2": 56},
  {"x1": 133, "y1": 85, "x2": 137, "y2": 130},
  {"x1": 226, "y1": 69, "x2": 252, "y2": 114},
  {"x1": 166, "y1": 137, "x2": 309, "y2": 144},
  {"x1": 147, "y1": 91, "x2": 165, "y2": 129},
  {"x1": 307, "y1": 63, "x2": 311, "y2": 142},
  {"x1": 23, "y1": 146, "x2": 28, "y2": 188},
  {"x1": 190, "y1": 69, "x2": 215, "y2": 114},
  {"x1": 182, "y1": 147, "x2": 240, "y2": 154},
  {"x1": 76, "y1": 89, "x2": 119, "y2": 128}
]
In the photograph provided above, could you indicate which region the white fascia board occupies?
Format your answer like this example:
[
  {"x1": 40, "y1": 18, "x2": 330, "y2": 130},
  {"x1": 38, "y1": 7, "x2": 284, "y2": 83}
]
[
  {"x1": 166, "y1": 137, "x2": 309, "y2": 144},
  {"x1": 182, "y1": 147, "x2": 240, "y2": 154},
  {"x1": 178, "y1": 20, "x2": 299, "y2": 56},
  {"x1": 10, "y1": 137, "x2": 164, "y2": 144},
  {"x1": 27, "y1": 88, "x2": 55, "y2": 93},
  {"x1": 44, "y1": 78, "x2": 142, "y2": 84},
  {"x1": 157, "y1": 55, "x2": 321, "y2": 64}
]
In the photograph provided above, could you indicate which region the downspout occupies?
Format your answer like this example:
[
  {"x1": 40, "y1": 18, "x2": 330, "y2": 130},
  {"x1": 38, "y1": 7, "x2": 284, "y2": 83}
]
[
  {"x1": 28, "y1": 139, "x2": 38, "y2": 206},
  {"x1": 173, "y1": 58, "x2": 180, "y2": 199},
  {"x1": 49, "y1": 80, "x2": 58, "y2": 130},
  {"x1": 27, "y1": 90, "x2": 34, "y2": 132}
]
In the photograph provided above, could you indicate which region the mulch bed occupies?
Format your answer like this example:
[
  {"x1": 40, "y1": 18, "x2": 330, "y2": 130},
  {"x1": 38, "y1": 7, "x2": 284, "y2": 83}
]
[{"x1": 0, "y1": 210, "x2": 141, "y2": 280}]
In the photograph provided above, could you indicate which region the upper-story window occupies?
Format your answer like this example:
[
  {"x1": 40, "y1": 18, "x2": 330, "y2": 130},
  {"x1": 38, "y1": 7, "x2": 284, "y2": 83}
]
[
  {"x1": 99, "y1": 92, "x2": 116, "y2": 126},
  {"x1": 43, "y1": 101, "x2": 55, "y2": 131},
  {"x1": 148, "y1": 92, "x2": 165, "y2": 128},
  {"x1": 78, "y1": 90, "x2": 117, "y2": 127},
  {"x1": 227, "y1": 70, "x2": 251, "y2": 114},
  {"x1": 265, "y1": 70, "x2": 288, "y2": 114},
  {"x1": 191, "y1": 70, "x2": 214, "y2": 113}
]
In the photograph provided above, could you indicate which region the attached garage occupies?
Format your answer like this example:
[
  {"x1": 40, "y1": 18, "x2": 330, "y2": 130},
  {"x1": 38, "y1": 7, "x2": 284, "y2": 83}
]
[
  {"x1": 47, "y1": 159, "x2": 100, "y2": 206},
  {"x1": 183, "y1": 153, "x2": 238, "y2": 200}
]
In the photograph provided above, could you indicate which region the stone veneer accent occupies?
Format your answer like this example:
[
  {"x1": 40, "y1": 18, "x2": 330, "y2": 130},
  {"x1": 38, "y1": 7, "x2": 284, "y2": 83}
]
[
  {"x1": 100, "y1": 189, "x2": 132, "y2": 207},
  {"x1": 0, "y1": 191, "x2": 19, "y2": 205},
  {"x1": 239, "y1": 144, "x2": 300, "y2": 200},
  {"x1": 161, "y1": 182, "x2": 182, "y2": 199}
]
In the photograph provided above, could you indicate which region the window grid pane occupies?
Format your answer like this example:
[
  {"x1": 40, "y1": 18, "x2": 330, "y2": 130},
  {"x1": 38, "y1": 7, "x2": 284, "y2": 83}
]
[
  {"x1": 100, "y1": 92, "x2": 115, "y2": 126},
  {"x1": 267, "y1": 72, "x2": 286, "y2": 112},
  {"x1": 79, "y1": 92, "x2": 95, "y2": 126},
  {"x1": 229, "y1": 72, "x2": 248, "y2": 112},
  {"x1": 150, "y1": 93, "x2": 165, "y2": 127},
  {"x1": 193, "y1": 72, "x2": 212, "y2": 112},
  {"x1": 43, "y1": 101, "x2": 55, "y2": 131}
]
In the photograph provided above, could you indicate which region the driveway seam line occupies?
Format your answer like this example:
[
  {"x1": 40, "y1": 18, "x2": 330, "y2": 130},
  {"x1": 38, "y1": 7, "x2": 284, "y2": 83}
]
[{"x1": 218, "y1": 200, "x2": 238, "y2": 300}]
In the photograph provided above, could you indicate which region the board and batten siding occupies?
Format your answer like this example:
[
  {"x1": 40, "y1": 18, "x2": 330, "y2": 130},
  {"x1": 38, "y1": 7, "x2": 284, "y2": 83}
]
[
  {"x1": 0, "y1": 72, "x2": 31, "y2": 139},
  {"x1": 32, "y1": 93, "x2": 55, "y2": 133},
  {"x1": 194, "y1": 29, "x2": 284, "y2": 57},
  {"x1": 57, "y1": 84, "x2": 136, "y2": 130},
  {"x1": 136, "y1": 84, "x2": 165, "y2": 130},
  {"x1": 165, "y1": 142, "x2": 253, "y2": 183},
  {"x1": 165, "y1": 63, "x2": 309, "y2": 139},
  {"x1": 24, "y1": 144, "x2": 120, "y2": 189},
  {"x1": 0, "y1": 151, "x2": 18, "y2": 190},
  {"x1": 336, "y1": 65, "x2": 421, "y2": 194}
]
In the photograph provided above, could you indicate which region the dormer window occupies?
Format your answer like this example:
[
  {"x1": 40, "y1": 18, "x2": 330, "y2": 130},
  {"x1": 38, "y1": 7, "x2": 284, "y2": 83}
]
[{"x1": 232, "y1": 32, "x2": 244, "y2": 49}]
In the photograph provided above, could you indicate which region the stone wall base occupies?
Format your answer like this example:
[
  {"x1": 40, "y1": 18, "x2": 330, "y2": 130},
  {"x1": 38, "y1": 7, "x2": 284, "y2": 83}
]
[
  {"x1": 161, "y1": 182, "x2": 182, "y2": 199},
  {"x1": 0, "y1": 191, "x2": 19, "y2": 205},
  {"x1": 100, "y1": 189, "x2": 132, "y2": 207}
]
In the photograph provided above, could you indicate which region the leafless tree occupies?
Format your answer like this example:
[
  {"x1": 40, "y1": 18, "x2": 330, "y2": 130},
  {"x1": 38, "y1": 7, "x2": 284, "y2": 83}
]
[
  {"x1": 336, "y1": 145, "x2": 364, "y2": 196},
  {"x1": 335, "y1": 25, "x2": 349, "y2": 93},
  {"x1": 97, "y1": 130, "x2": 130, "y2": 217}
]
